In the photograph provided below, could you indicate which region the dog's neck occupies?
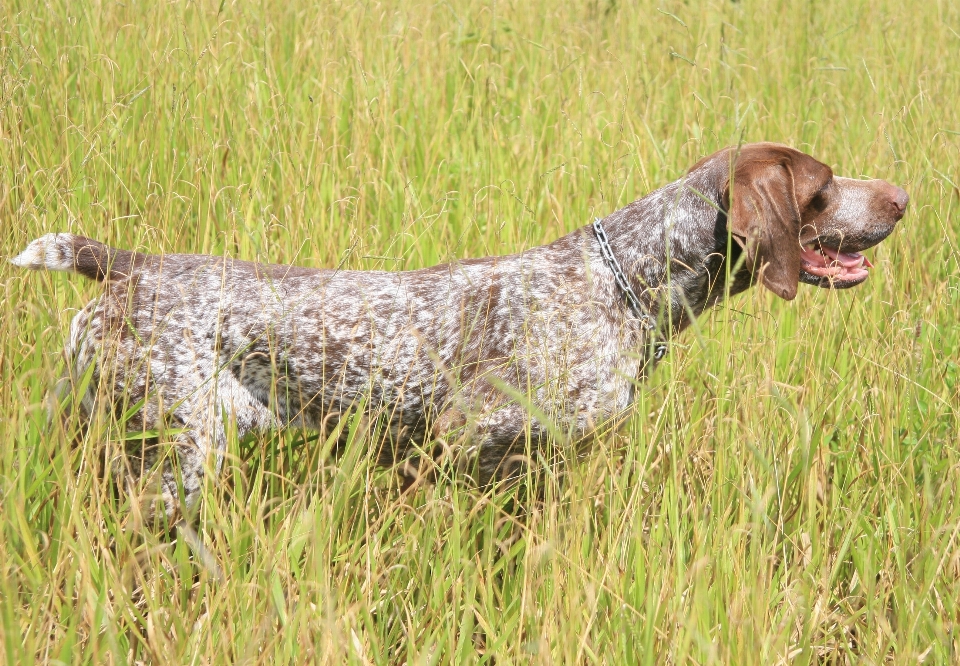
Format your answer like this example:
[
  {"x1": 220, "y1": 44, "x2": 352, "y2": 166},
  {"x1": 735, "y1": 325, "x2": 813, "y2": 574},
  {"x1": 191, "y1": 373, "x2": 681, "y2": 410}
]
[{"x1": 600, "y1": 158, "x2": 753, "y2": 334}]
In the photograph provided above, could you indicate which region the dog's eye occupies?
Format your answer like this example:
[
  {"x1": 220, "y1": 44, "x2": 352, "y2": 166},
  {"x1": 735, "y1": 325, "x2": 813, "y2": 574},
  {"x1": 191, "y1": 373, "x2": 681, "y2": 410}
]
[{"x1": 807, "y1": 190, "x2": 829, "y2": 213}]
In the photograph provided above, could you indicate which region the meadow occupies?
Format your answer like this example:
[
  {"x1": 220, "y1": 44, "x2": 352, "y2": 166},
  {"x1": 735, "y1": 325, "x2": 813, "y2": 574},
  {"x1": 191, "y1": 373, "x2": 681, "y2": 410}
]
[{"x1": 1, "y1": 0, "x2": 959, "y2": 663}]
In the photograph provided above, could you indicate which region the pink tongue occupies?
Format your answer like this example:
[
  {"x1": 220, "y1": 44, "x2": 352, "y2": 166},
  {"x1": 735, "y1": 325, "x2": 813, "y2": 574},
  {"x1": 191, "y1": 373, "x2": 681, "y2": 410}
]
[
  {"x1": 822, "y1": 247, "x2": 868, "y2": 268},
  {"x1": 800, "y1": 246, "x2": 871, "y2": 280}
]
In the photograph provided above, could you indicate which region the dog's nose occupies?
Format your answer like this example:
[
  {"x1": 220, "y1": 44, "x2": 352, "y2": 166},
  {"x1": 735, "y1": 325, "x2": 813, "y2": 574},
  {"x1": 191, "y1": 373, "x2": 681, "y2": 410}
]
[{"x1": 889, "y1": 186, "x2": 909, "y2": 219}]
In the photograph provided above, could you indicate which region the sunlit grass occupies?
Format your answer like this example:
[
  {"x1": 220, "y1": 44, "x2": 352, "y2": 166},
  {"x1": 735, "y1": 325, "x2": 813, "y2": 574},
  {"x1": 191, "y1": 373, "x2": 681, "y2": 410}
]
[{"x1": 1, "y1": 0, "x2": 959, "y2": 663}]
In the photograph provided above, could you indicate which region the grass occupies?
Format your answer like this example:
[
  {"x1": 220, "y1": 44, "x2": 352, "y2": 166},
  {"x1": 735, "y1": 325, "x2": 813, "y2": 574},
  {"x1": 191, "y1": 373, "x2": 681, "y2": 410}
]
[{"x1": 1, "y1": 0, "x2": 959, "y2": 663}]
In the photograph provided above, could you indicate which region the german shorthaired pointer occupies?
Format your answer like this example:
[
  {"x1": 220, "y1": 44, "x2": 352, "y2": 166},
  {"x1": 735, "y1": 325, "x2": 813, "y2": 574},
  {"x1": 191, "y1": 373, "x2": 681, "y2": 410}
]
[{"x1": 12, "y1": 143, "x2": 908, "y2": 519}]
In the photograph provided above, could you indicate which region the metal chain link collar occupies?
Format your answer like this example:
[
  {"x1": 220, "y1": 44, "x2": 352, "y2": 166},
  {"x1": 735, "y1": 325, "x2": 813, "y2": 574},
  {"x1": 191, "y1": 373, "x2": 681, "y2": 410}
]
[{"x1": 592, "y1": 218, "x2": 668, "y2": 361}]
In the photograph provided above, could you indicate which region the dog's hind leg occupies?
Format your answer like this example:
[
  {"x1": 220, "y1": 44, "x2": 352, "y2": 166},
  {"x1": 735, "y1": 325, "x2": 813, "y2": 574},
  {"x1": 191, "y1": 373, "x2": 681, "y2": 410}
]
[
  {"x1": 133, "y1": 419, "x2": 226, "y2": 523},
  {"x1": 155, "y1": 373, "x2": 277, "y2": 519}
]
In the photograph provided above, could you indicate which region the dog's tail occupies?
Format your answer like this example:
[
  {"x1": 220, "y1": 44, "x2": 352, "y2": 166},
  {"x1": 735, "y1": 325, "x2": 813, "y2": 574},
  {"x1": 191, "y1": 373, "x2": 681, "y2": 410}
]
[{"x1": 11, "y1": 233, "x2": 135, "y2": 282}]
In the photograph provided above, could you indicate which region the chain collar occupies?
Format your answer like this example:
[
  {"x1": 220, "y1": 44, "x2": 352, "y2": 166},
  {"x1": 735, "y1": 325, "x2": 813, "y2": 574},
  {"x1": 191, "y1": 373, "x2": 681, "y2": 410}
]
[{"x1": 592, "y1": 218, "x2": 668, "y2": 361}]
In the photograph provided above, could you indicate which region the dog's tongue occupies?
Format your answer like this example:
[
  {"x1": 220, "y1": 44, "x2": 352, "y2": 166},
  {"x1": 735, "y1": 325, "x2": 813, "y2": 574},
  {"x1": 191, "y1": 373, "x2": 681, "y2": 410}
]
[
  {"x1": 822, "y1": 246, "x2": 873, "y2": 269},
  {"x1": 800, "y1": 246, "x2": 872, "y2": 280}
]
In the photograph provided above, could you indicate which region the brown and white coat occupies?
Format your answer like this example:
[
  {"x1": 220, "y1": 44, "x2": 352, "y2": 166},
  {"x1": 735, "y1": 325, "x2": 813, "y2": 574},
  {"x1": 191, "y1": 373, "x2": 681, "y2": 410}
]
[{"x1": 12, "y1": 143, "x2": 909, "y2": 518}]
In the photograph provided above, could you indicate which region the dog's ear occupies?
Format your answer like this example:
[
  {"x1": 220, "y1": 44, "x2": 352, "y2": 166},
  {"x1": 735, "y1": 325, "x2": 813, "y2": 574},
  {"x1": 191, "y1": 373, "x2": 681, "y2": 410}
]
[{"x1": 724, "y1": 144, "x2": 832, "y2": 300}]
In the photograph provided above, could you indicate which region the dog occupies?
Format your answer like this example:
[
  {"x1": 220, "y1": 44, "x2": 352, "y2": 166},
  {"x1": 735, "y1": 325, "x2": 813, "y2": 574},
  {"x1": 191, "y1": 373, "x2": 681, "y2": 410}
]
[{"x1": 11, "y1": 143, "x2": 908, "y2": 519}]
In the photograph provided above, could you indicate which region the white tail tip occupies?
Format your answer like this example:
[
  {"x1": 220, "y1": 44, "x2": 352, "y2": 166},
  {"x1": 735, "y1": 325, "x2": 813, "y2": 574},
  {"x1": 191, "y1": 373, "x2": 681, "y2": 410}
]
[{"x1": 10, "y1": 233, "x2": 77, "y2": 272}]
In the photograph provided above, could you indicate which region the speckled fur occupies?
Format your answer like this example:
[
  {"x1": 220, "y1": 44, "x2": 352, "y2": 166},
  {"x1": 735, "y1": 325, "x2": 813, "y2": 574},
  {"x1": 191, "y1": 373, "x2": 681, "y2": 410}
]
[{"x1": 12, "y1": 143, "x2": 907, "y2": 518}]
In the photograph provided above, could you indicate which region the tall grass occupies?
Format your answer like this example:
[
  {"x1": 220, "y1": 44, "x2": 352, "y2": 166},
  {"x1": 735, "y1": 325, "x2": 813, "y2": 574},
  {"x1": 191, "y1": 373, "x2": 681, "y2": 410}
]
[{"x1": 2, "y1": 0, "x2": 958, "y2": 663}]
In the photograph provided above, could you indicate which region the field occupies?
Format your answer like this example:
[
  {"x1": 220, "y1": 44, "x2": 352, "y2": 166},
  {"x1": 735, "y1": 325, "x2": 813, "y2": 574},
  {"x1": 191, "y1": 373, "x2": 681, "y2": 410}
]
[{"x1": 2, "y1": 0, "x2": 959, "y2": 663}]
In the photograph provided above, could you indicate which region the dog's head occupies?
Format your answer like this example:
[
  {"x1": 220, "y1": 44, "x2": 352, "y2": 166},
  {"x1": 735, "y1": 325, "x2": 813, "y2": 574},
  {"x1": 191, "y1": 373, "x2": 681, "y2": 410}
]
[{"x1": 712, "y1": 142, "x2": 908, "y2": 300}]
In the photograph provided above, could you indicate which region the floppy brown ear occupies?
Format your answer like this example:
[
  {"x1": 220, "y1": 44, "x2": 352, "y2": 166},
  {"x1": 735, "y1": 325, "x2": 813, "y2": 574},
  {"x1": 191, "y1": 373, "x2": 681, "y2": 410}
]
[{"x1": 725, "y1": 148, "x2": 806, "y2": 300}]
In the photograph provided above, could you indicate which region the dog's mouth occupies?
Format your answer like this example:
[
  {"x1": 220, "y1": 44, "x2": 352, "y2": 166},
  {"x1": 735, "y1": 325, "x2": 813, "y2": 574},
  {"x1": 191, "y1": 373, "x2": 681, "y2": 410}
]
[{"x1": 800, "y1": 242, "x2": 873, "y2": 287}]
